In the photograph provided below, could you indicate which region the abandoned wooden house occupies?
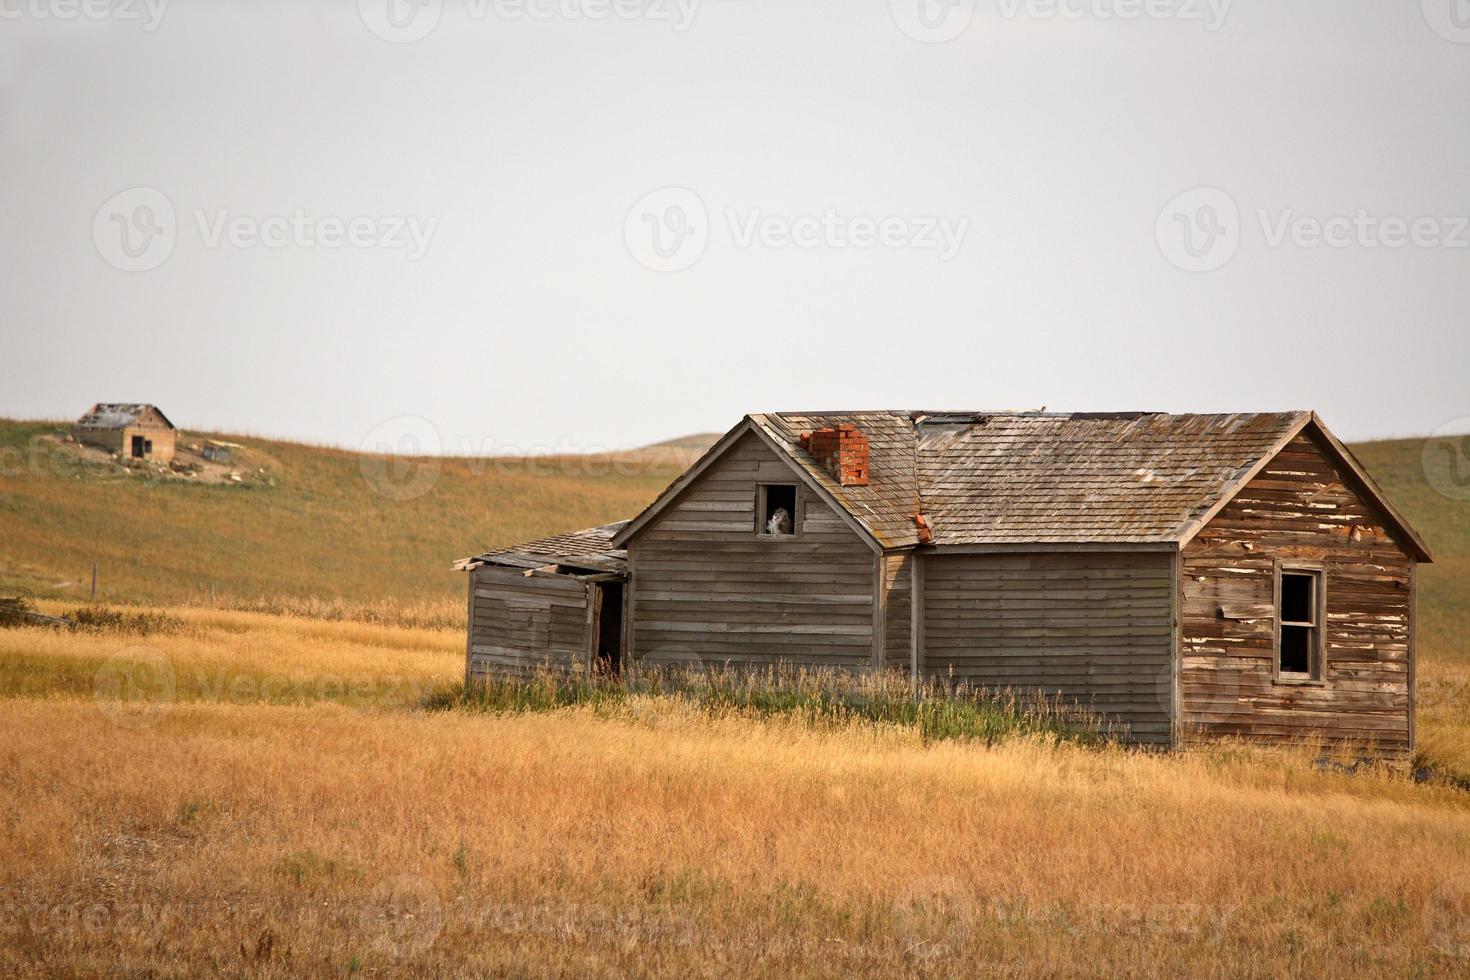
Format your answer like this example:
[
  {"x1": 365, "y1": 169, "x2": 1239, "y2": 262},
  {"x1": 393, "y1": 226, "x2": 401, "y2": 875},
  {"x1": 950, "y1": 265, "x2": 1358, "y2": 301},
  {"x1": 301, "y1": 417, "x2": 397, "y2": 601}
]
[
  {"x1": 457, "y1": 411, "x2": 1432, "y2": 754},
  {"x1": 71, "y1": 403, "x2": 177, "y2": 463}
]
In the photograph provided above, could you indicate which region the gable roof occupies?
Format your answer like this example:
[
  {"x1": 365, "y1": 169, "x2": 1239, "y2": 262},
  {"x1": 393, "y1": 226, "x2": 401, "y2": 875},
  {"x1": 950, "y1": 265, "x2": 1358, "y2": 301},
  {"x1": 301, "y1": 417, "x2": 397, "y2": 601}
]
[
  {"x1": 74, "y1": 403, "x2": 175, "y2": 430},
  {"x1": 611, "y1": 418, "x2": 890, "y2": 552},
  {"x1": 454, "y1": 521, "x2": 628, "y2": 575},
  {"x1": 614, "y1": 411, "x2": 1432, "y2": 561}
]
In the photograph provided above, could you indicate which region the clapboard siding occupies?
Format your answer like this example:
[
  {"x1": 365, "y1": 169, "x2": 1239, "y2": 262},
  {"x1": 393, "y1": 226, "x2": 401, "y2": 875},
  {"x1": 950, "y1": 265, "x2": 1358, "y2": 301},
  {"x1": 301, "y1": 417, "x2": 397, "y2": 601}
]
[
  {"x1": 1179, "y1": 433, "x2": 1414, "y2": 755},
  {"x1": 466, "y1": 565, "x2": 590, "y2": 679},
  {"x1": 880, "y1": 552, "x2": 913, "y2": 670},
  {"x1": 630, "y1": 431, "x2": 876, "y2": 668},
  {"x1": 921, "y1": 552, "x2": 1174, "y2": 744}
]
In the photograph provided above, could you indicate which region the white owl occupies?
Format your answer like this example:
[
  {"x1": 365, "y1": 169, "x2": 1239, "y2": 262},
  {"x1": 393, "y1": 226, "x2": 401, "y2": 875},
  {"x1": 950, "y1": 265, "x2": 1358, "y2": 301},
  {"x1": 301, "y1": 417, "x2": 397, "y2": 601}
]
[{"x1": 766, "y1": 507, "x2": 793, "y2": 535}]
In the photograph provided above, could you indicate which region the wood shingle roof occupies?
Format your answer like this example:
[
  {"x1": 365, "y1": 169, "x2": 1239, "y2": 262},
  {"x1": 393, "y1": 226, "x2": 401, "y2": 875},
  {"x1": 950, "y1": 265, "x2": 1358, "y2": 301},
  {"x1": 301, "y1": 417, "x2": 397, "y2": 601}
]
[
  {"x1": 908, "y1": 411, "x2": 1310, "y2": 546},
  {"x1": 753, "y1": 410, "x2": 1316, "y2": 547},
  {"x1": 616, "y1": 410, "x2": 1429, "y2": 560},
  {"x1": 454, "y1": 521, "x2": 628, "y2": 574}
]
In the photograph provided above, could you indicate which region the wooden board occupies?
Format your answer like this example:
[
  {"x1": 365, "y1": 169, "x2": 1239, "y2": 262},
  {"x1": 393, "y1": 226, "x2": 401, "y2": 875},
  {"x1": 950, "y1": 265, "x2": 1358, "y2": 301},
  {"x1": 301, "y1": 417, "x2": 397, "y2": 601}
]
[
  {"x1": 465, "y1": 565, "x2": 591, "y2": 680},
  {"x1": 921, "y1": 551, "x2": 1174, "y2": 745},
  {"x1": 1178, "y1": 432, "x2": 1415, "y2": 757},
  {"x1": 629, "y1": 431, "x2": 876, "y2": 669}
]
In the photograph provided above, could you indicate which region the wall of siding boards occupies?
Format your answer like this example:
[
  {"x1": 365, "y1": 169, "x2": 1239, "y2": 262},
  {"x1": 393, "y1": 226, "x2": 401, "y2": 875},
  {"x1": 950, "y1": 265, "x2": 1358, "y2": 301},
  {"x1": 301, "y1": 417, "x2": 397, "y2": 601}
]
[
  {"x1": 628, "y1": 431, "x2": 877, "y2": 668},
  {"x1": 881, "y1": 552, "x2": 913, "y2": 670},
  {"x1": 1180, "y1": 433, "x2": 1414, "y2": 755},
  {"x1": 466, "y1": 565, "x2": 590, "y2": 680},
  {"x1": 921, "y1": 552, "x2": 1175, "y2": 745}
]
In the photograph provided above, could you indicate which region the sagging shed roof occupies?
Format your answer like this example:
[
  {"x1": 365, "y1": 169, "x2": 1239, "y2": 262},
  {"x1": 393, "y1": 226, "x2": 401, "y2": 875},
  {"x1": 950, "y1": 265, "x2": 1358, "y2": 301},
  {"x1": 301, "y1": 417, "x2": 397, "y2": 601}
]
[
  {"x1": 454, "y1": 521, "x2": 628, "y2": 577},
  {"x1": 615, "y1": 411, "x2": 1432, "y2": 561},
  {"x1": 74, "y1": 403, "x2": 175, "y2": 430}
]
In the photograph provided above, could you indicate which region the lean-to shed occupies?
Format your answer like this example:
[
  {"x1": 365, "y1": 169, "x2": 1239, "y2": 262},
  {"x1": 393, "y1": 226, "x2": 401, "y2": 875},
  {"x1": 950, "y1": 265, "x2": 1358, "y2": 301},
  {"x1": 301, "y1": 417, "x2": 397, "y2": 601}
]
[{"x1": 455, "y1": 522, "x2": 628, "y2": 682}]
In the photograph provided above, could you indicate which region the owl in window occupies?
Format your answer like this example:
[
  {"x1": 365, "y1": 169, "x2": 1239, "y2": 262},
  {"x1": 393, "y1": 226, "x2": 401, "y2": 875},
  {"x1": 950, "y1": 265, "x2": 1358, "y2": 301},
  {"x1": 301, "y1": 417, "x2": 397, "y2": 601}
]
[{"x1": 766, "y1": 507, "x2": 792, "y2": 535}]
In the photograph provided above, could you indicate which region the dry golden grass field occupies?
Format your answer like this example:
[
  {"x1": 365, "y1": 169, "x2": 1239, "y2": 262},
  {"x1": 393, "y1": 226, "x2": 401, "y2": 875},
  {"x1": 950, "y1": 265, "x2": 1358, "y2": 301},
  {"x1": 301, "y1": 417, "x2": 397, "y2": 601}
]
[
  {"x1": 3, "y1": 420, "x2": 1470, "y2": 976},
  {"x1": 2, "y1": 605, "x2": 1470, "y2": 977}
]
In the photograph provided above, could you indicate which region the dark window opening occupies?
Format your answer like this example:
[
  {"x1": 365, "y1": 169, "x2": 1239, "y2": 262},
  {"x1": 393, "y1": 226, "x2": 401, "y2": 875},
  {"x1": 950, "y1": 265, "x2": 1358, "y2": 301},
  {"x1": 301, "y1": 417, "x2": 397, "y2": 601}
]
[
  {"x1": 1278, "y1": 570, "x2": 1321, "y2": 679},
  {"x1": 758, "y1": 484, "x2": 797, "y2": 536},
  {"x1": 595, "y1": 581, "x2": 624, "y2": 676},
  {"x1": 1281, "y1": 572, "x2": 1313, "y2": 624},
  {"x1": 1280, "y1": 625, "x2": 1312, "y2": 674}
]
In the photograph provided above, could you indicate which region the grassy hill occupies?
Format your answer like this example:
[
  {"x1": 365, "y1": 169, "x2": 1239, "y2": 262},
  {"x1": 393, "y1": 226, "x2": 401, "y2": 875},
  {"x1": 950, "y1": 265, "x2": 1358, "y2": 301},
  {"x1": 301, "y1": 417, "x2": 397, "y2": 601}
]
[
  {"x1": 0, "y1": 419, "x2": 698, "y2": 620},
  {"x1": 1346, "y1": 437, "x2": 1470, "y2": 666},
  {"x1": 0, "y1": 417, "x2": 1466, "y2": 659}
]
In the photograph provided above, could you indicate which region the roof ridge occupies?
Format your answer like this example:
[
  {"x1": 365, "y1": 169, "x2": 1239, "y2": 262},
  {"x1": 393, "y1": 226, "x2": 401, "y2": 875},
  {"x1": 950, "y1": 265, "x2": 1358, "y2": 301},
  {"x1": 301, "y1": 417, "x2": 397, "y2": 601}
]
[
  {"x1": 618, "y1": 410, "x2": 1423, "y2": 556},
  {"x1": 767, "y1": 408, "x2": 1310, "y2": 418}
]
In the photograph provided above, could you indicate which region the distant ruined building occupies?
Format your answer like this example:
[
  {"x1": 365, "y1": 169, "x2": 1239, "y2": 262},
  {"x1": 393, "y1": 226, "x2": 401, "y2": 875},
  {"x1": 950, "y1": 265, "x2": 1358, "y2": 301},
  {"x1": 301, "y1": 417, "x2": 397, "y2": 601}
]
[{"x1": 71, "y1": 403, "x2": 177, "y2": 463}]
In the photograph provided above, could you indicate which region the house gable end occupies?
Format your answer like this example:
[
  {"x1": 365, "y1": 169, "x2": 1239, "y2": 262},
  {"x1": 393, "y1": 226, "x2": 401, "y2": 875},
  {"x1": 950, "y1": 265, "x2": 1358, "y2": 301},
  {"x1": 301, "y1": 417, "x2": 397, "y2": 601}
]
[
  {"x1": 1178, "y1": 426, "x2": 1417, "y2": 754},
  {"x1": 1178, "y1": 415, "x2": 1430, "y2": 563},
  {"x1": 1189, "y1": 427, "x2": 1414, "y2": 559},
  {"x1": 613, "y1": 418, "x2": 882, "y2": 552},
  {"x1": 136, "y1": 406, "x2": 176, "y2": 430}
]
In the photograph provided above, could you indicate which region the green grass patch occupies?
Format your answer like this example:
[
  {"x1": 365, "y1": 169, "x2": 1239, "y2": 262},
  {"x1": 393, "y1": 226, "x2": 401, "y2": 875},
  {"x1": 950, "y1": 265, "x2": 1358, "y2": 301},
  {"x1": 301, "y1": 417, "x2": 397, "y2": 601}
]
[{"x1": 433, "y1": 665, "x2": 1114, "y2": 747}]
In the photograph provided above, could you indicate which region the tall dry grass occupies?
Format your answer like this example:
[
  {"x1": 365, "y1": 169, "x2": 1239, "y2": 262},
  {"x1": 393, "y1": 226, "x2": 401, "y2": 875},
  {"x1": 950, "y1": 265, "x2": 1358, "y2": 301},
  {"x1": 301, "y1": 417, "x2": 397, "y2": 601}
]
[
  {"x1": 0, "y1": 602, "x2": 463, "y2": 708},
  {"x1": 2, "y1": 609, "x2": 1470, "y2": 976},
  {"x1": 4, "y1": 699, "x2": 1470, "y2": 977}
]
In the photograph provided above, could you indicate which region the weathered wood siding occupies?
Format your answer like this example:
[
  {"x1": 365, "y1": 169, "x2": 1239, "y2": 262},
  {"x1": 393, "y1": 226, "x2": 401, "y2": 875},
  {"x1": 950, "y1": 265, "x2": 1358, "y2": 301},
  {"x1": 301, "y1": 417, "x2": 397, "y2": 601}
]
[
  {"x1": 1180, "y1": 433, "x2": 1414, "y2": 754},
  {"x1": 921, "y1": 552, "x2": 1175, "y2": 745},
  {"x1": 466, "y1": 566, "x2": 590, "y2": 680},
  {"x1": 880, "y1": 552, "x2": 913, "y2": 670},
  {"x1": 628, "y1": 432, "x2": 877, "y2": 668}
]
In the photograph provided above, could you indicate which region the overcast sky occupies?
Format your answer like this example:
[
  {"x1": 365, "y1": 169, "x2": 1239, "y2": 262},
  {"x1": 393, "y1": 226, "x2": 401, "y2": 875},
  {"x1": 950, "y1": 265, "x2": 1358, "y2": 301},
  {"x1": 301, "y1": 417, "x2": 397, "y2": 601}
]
[{"x1": 2, "y1": 0, "x2": 1467, "y2": 454}]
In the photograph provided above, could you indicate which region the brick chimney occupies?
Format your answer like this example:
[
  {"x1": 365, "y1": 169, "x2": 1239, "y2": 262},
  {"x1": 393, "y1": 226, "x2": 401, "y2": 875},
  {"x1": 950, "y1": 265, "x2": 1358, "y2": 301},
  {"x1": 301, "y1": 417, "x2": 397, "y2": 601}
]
[{"x1": 799, "y1": 424, "x2": 870, "y2": 486}]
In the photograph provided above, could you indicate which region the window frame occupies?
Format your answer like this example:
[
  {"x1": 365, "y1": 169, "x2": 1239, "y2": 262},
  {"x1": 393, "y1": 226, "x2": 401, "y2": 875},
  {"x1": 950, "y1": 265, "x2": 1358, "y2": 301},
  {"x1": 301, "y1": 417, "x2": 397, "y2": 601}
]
[
  {"x1": 1274, "y1": 561, "x2": 1327, "y2": 685},
  {"x1": 754, "y1": 482, "x2": 801, "y2": 539}
]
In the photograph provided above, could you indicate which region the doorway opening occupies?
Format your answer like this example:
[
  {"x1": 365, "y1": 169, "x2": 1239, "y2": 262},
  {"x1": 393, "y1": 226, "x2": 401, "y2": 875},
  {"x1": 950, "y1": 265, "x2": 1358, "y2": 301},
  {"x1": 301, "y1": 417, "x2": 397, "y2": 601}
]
[
  {"x1": 130, "y1": 435, "x2": 146, "y2": 458},
  {"x1": 594, "y1": 581, "x2": 624, "y2": 676}
]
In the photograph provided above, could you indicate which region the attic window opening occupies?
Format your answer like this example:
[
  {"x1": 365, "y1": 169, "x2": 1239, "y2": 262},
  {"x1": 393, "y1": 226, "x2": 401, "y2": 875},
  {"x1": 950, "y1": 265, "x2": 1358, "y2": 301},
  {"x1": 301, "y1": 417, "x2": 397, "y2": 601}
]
[
  {"x1": 1278, "y1": 568, "x2": 1323, "y2": 681},
  {"x1": 757, "y1": 484, "x2": 797, "y2": 536}
]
